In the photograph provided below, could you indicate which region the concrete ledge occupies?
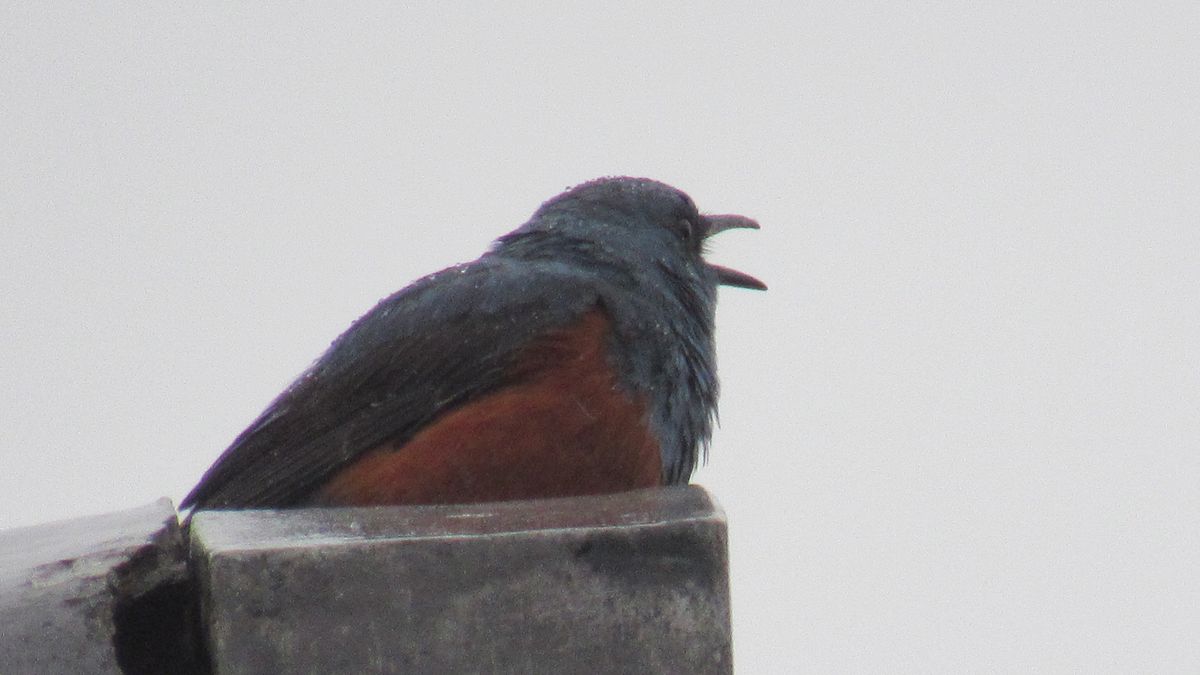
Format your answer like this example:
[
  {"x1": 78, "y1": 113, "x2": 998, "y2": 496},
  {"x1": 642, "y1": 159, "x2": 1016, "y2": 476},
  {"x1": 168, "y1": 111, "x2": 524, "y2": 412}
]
[
  {"x1": 190, "y1": 486, "x2": 731, "y2": 674},
  {"x1": 0, "y1": 499, "x2": 201, "y2": 674}
]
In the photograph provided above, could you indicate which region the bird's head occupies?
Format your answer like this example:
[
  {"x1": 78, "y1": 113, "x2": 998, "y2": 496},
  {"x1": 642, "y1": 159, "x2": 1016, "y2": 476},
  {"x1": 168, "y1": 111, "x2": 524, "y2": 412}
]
[{"x1": 497, "y1": 176, "x2": 766, "y2": 294}]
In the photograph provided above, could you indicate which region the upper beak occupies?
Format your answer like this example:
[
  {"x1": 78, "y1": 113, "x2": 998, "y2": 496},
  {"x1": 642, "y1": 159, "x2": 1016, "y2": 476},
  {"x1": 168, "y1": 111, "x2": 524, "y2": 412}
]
[{"x1": 703, "y1": 214, "x2": 767, "y2": 291}]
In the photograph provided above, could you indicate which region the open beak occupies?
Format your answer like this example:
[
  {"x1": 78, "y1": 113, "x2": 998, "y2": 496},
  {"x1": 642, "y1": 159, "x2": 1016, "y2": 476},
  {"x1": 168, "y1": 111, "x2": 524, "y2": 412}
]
[{"x1": 703, "y1": 214, "x2": 768, "y2": 290}]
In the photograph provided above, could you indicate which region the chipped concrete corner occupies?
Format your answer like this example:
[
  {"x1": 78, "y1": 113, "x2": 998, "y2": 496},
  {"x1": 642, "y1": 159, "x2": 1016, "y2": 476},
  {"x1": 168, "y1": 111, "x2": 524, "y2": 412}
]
[
  {"x1": 1, "y1": 486, "x2": 731, "y2": 674},
  {"x1": 0, "y1": 499, "x2": 205, "y2": 674}
]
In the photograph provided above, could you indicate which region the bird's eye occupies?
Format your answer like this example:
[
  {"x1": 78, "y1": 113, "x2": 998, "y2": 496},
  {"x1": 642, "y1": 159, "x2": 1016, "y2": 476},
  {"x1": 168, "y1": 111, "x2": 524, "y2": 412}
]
[{"x1": 676, "y1": 218, "x2": 695, "y2": 242}]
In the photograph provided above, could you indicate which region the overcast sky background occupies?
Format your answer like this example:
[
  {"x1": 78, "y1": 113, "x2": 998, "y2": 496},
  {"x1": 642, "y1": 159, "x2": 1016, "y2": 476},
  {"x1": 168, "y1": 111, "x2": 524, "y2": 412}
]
[{"x1": 2, "y1": 3, "x2": 1197, "y2": 671}]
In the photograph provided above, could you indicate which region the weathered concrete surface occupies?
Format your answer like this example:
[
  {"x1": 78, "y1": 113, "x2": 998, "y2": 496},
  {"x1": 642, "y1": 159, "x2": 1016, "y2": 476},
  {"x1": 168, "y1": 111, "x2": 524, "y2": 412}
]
[
  {"x1": 0, "y1": 499, "x2": 196, "y2": 674},
  {"x1": 191, "y1": 486, "x2": 731, "y2": 674}
]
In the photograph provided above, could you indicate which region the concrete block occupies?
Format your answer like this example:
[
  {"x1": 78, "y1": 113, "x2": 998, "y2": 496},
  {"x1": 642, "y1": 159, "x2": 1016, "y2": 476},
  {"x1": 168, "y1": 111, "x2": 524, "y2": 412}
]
[
  {"x1": 0, "y1": 499, "x2": 203, "y2": 674},
  {"x1": 191, "y1": 486, "x2": 731, "y2": 674}
]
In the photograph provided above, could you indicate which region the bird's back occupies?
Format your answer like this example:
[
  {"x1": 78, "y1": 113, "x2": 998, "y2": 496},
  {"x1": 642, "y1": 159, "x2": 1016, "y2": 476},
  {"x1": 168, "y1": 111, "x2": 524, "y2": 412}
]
[{"x1": 181, "y1": 256, "x2": 607, "y2": 510}]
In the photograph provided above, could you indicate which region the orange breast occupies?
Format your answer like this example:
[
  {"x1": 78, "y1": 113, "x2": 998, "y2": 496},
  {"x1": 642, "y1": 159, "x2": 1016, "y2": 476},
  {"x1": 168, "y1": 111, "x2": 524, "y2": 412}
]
[{"x1": 316, "y1": 309, "x2": 663, "y2": 506}]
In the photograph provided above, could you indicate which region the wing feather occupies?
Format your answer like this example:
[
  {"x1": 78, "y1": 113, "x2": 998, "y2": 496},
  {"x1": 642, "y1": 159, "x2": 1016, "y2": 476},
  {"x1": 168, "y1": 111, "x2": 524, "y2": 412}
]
[{"x1": 182, "y1": 257, "x2": 600, "y2": 509}]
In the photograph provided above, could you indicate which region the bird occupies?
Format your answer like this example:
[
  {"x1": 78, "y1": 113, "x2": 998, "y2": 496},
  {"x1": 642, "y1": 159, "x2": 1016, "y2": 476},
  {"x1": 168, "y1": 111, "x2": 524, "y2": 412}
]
[{"x1": 181, "y1": 177, "x2": 764, "y2": 512}]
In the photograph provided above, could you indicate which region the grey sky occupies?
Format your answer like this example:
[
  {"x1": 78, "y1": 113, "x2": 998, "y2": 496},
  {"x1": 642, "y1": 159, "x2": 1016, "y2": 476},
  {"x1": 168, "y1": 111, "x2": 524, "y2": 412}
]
[{"x1": 2, "y1": 3, "x2": 1197, "y2": 671}]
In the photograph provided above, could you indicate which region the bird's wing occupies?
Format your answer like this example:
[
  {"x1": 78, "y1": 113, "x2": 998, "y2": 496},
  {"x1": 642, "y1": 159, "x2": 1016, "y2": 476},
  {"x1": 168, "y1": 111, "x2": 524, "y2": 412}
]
[{"x1": 181, "y1": 257, "x2": 602, "y2": 509}]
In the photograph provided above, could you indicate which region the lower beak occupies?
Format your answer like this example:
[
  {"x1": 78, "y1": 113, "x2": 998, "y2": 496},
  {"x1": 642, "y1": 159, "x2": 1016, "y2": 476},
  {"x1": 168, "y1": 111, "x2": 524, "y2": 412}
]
[
  {"x1": 703, "y1": 214, "x2": 767, "y2": 290},
  {"x1": 709, "y1": 263, "x2": 768, "y2": 290}
]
